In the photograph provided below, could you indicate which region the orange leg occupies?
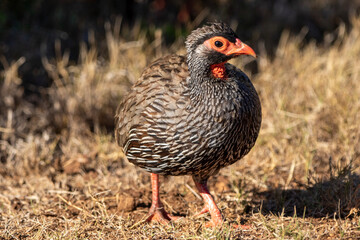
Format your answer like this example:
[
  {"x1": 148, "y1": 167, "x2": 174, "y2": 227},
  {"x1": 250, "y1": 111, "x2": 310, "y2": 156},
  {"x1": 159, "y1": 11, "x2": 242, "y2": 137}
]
[
  {"x1": 194, "y1": 179, "x2": 251, "y2": 229},
  {"x1": 146, "y1": 173, "x2": 179, "y2": 224},
  {"x1": 194, "y1": 180, "x2": 223, "y2": 228}
]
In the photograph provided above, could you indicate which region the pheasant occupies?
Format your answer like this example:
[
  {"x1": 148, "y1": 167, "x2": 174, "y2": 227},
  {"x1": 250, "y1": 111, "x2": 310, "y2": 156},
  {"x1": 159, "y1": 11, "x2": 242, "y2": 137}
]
[{"x1": 115, "y1": 22, "x2": 261, "y2": 227}]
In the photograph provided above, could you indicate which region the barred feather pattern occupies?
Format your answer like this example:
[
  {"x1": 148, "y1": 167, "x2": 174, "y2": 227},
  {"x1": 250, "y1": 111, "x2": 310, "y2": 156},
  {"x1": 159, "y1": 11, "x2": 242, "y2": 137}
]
[{"x1": 115, "y1": 54, "x2": 261, "y2": 181}]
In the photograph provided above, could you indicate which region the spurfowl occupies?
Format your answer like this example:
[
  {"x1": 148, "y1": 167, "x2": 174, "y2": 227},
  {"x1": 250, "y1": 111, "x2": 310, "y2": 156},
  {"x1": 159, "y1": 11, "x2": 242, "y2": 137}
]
[{"x1": 115, "y1": 22, "x2": 261, "y2": 227}]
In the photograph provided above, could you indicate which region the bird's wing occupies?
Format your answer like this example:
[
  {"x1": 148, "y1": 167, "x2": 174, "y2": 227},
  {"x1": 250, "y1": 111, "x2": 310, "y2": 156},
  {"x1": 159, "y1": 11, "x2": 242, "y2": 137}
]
[{"x1": 115, "y1": 55, "x2": 190, "y2": 168}]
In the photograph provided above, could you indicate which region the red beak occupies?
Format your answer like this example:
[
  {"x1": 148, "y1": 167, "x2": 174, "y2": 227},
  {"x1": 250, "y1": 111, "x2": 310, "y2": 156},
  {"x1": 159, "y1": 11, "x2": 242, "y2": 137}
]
[{"x1": 226, "y1": 38, "x2": 256, "y2": 58}]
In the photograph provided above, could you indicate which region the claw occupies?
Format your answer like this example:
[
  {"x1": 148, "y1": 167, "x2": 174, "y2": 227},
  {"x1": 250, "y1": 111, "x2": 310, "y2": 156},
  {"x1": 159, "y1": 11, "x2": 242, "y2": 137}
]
[
  {"x1": 193, "y1": 206, "x2": 209, "y2": 217},
  {"x1": 146, "y1": 206, "x2": 180, "y2": 224}
]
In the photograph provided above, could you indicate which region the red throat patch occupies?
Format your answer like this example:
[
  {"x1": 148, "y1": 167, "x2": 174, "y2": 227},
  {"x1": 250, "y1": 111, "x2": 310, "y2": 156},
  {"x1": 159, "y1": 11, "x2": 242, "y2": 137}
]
[{"x1": 210, "y1": 63, "x2": 226, "y2": 79}]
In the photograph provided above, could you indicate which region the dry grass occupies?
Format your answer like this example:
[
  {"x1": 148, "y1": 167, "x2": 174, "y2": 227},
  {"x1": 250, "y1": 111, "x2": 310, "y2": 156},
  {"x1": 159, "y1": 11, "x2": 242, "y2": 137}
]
[{"x1": 1, "y1": 16, "x2": 360, "y2": 239}]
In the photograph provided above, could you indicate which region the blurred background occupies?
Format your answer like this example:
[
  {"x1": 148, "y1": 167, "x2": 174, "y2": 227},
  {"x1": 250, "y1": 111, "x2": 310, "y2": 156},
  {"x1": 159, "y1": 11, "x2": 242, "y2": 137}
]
[{"x1": 1, "y1": 0, "x2": 360, "y2": 94}]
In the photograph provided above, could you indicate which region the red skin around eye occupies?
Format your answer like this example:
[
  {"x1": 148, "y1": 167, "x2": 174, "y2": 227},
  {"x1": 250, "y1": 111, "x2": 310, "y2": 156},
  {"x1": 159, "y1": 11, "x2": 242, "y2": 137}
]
[
  {"x1": 204, "y1": 36, "x2": 256, "y2": 79},
  {"x1": 204, "y1": 36, "x2": 256, "y2": 57}
]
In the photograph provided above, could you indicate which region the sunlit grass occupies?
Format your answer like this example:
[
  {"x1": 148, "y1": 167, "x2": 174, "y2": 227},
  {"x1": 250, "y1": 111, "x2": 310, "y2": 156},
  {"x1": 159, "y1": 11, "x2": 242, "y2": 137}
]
[{"x1": 1, "y1": 16, "x2": 360, "y2": 239}]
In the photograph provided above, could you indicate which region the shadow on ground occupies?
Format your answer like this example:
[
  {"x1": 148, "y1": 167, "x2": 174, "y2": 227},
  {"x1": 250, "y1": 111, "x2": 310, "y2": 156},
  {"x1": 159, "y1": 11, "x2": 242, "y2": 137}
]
[{"x1": 254, "y1": 173, "x2": 360, "y2": 218}]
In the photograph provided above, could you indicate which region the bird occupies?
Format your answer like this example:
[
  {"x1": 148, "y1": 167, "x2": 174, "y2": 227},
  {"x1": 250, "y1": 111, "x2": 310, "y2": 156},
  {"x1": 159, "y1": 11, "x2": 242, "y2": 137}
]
[{"x1": 115, "y1": 22, "x2": 261, "y2": 228}]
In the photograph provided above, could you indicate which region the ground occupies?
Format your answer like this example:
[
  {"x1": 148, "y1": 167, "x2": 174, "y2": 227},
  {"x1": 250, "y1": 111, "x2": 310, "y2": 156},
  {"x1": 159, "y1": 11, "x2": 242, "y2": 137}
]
[
  {"x1": 1, "y1": 156, "x2": 359, "y2": 239},
  {"x1": 1, "y1": 17, "x2": 360, "y2": 239}
]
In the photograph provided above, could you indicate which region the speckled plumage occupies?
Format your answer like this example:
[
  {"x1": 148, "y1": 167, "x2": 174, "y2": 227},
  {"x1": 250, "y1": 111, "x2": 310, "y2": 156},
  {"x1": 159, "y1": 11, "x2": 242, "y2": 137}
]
[{"x1": 115, "y1": 23, "x2": 261, "y2": 182}]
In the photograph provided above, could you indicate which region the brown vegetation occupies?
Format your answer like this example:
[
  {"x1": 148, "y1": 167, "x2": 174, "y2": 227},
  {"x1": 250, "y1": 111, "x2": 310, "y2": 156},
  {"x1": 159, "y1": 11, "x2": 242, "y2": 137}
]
[{"x1": 1, "y1": 16, "x2": 360, "y2": 239}]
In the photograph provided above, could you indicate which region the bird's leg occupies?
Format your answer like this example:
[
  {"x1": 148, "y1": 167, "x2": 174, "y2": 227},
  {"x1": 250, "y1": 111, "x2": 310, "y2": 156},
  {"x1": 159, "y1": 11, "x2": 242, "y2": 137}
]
[
  {"x1": 146, "y1": 173, "x2": 179, "y2": 224},
  {"x1": 194, "y1": 180, "x2": 223, "y2": 228},
  {"x1": 194, "y1": 178, "x2": 251, "y2": 229}
]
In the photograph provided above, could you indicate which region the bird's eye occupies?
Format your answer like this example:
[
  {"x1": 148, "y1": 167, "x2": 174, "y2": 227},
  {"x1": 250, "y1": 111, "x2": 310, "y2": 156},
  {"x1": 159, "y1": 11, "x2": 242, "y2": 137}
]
[{"x1": 214, "y1": 41, "x2": 223, "y2": 48}]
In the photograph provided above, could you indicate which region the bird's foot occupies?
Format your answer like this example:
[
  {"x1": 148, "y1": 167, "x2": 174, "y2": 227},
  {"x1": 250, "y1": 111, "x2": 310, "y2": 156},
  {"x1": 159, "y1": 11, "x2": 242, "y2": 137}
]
[
  {"x1": 203, "y1": 218, "x2": 223, "y2": 228},
  {"x1": 193, "y1": 205, "x2": 209, "y2": 217},
  {"x1": 146, "y1": 205, "x2": 179, "y2": 224},
  {"x1": 202, "y1": 219, "x2": 251, "y2": 229},
  {"x1": 194, "y1": 205, "x2": 223, "y2": 228},
  {"x1": 194, "y1": 206, "x2": 252, "y2": 229}
]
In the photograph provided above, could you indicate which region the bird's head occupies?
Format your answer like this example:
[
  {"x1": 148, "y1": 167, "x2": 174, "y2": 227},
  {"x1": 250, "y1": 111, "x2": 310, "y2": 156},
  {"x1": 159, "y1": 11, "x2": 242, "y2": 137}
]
[{"x1": 186, "y1": 22, "x2": 256, "y2": 79}]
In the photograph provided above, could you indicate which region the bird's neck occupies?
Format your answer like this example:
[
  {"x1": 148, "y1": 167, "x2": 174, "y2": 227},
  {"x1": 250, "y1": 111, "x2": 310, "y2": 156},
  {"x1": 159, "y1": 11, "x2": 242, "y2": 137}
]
[
  {"x1": 187, "y1": 56, "x2": 209, "y2": 82},
  {"x1": 187, "y1": 54, "x2": 227, "y2": 85},
  {"x1": 186, "y1": 55, "x2": 232, "y2": 103}
]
